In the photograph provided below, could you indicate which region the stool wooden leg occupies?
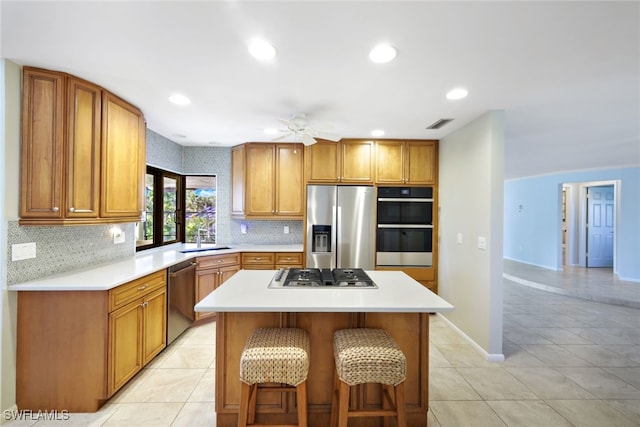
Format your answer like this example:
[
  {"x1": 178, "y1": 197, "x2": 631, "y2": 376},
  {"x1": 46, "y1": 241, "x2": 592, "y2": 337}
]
[
  {"x1": 248, "y1": 384, "x2": 258, "y2": 425},
  {"x1": 296, "y1": 380, "x2": 308, "y2": 427},
  {"x1": 382, "y1": 384, "x2": 392, "y2": 427},
  {"x1": 337, "y1": 380, "x2": 350, "y2": 427},
  {"x1": 395, "y1": 382, "x2": 407, "y2": 427},
  {"x1": 330, "y1": 371, "x2": 340, "y2": 427},
  {"x1": 238, "y1": 382, "x2": 251, "y2": 427}
]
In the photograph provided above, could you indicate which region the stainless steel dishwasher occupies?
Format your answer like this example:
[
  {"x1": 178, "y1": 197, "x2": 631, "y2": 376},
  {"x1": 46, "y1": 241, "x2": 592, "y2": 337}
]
[{"x1": 167, "y1": 260, "x2": 196, "y2": 344}]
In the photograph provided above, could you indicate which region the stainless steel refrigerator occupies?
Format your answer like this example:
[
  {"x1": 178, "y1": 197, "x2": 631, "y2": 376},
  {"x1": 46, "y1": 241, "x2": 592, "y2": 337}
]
[{"x1": 306, "y1": 185, "x2": 375, "y2": 269}]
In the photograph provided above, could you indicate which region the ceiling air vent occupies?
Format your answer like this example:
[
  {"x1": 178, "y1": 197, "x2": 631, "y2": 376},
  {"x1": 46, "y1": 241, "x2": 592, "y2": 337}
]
[{"x1": 426, "y1": 118, "x2": 454, "y2": 130}]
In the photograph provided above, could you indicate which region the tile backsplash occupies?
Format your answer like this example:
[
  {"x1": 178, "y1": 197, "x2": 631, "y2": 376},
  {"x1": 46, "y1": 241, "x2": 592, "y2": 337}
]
[{"x1": 6, "y1": 221, "x2": 135, "y2": 285}]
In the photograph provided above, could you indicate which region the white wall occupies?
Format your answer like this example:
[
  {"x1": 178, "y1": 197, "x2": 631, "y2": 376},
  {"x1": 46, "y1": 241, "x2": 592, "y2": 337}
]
[
  {"x1": 438, "y1": 110, "x2": 504, "y2": 359},
  {"x1": 1, "y1": 59, "x2": 20, "y2": 417}
]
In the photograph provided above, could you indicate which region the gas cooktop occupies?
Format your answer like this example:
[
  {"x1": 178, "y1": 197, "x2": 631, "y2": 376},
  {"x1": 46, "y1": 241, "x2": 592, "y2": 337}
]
[{"x1": 268, "y1": 268, "x2": 378, "y2": 288}]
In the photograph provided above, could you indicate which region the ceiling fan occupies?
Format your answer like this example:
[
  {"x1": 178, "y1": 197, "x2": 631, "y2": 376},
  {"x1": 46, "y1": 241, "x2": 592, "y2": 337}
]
[{"x1": 271, "y1": 113, "x2": 341, "y2": 146}]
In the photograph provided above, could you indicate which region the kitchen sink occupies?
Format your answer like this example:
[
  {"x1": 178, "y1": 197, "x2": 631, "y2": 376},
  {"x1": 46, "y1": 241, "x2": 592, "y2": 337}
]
[{"x1": 180, "y1": 246, "x2": 231, "y2": 253}]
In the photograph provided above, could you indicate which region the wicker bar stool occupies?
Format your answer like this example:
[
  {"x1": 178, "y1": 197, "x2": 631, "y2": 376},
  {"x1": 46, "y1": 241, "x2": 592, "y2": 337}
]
[
  {"x1": 331, "y1": 328, "x2": 407, "y2": 427},
  {"x1": 238, "y1": 328, "x2": 310, "y2": 427}
]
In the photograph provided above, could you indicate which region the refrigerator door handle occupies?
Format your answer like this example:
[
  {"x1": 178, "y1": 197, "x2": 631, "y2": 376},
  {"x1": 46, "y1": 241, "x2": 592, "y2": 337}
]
[{"x1": 333, "y1": 205, "x2": 340, "y2": 269}]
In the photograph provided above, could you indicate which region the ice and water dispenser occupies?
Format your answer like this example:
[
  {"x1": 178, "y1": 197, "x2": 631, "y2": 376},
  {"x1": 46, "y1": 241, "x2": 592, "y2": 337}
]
[{"x1": 311, "y1": 225, "x2": 331, "y2": 253}]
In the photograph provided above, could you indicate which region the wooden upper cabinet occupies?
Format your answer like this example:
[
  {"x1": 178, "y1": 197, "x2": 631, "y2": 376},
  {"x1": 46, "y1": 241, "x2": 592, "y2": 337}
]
[
  {"x1": 305, "y1": 140, "x2": 340, "y2": 182},
  {"x1": 341, "y1": 139, "x2": 374, "y2": 182},
  {"x1": 375, "y1": 140, "x2": 437, "y2": 185},
  {"x1": 274, "y1": 144, "x2": 303, "y2": 216},
  {"x1": 245, "y1": 143, "x2": 276, "y2": 216},
  {"x1": 100, "y1": 91, "x2": 146, "y2": 219},
  {"x1": 231, "y1": 145, "x2": 245, "y2": 217},
  {"x1": 66, "y1": 76, "x2": 101, "y2": 219},
  {"x1": 305, "y1": 139, "x2": 374, "y2": 183},
  {"x1": 19, "y1": 66, "x2": 146, "y2": 225},
  {"x1": 20, "y1": 68, "x2": 65, "y2": 219},
  {"x1": 232, "y1": 143, "x2": 304, "y2": 219}
]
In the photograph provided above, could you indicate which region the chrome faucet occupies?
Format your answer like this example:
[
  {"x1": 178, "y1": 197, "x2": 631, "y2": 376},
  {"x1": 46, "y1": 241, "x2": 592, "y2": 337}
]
[{"x1": 196, "y1": 228, "x2": 209, "y2": 248}]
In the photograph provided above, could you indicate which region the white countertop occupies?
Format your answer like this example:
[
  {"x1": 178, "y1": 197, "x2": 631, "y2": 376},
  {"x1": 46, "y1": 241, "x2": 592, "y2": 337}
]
[
  {"x1": 194, "y1": 270, "x2": 454, "y2": 313},
  {"x1": 9, "y1": 244, "x2": 303, "y2": 291}
]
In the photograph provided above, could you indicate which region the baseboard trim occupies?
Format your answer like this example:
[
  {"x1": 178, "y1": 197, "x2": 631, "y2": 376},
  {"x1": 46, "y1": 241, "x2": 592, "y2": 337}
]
[{"x1": 435, "y1": 313, "x2": 505, "y2": 362}]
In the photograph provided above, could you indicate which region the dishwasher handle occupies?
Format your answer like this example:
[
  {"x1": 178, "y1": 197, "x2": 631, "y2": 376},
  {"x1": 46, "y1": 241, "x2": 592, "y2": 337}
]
[{"x1": 169, "y1": 262, "x2": 196, "y2": 278}]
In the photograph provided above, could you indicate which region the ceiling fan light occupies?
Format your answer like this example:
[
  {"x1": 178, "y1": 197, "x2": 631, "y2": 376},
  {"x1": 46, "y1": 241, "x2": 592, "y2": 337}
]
[
  {"x1": 446, "y1": 88, "x2": 468, "y2": 100},
  {"x1": 302, "y1": 134, "x2": 317, "y2": 146},
  {"x1": 248, "y1": 39, "x2": 276, "y2": 60},
  {"x1": 371, "y1": 129, "x2": 385, "y2": 137},
  {"x1": 369, "y1": 44, "x2": 397, "y2": 63}
]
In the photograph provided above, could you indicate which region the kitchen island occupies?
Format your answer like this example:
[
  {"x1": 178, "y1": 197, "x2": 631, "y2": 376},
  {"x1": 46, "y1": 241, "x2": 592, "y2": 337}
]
[{"x1": 195, "y1": 269, "x2": 453, "y2": 427}]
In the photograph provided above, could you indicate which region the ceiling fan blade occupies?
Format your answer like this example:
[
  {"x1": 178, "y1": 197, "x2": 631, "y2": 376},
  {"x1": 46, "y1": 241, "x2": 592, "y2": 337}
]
[
  {"x1": 302, "y1": 133, "x2": 317, "y2": 146},
  {"x1": 315, "y1": 131, "x2": 341, "y2": 142}
]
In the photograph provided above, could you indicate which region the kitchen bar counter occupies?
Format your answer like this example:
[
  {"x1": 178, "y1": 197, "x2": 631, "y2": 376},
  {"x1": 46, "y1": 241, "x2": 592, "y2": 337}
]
[
  {"x1": 196, "y1": 269, "x2": 453, "y2": 427},
  {"x1": 8, "y1": 244, "x2": 302, "y2": 291},
  {"x1": 195, "y1": 269, "x2": 453, "y2": 313}
]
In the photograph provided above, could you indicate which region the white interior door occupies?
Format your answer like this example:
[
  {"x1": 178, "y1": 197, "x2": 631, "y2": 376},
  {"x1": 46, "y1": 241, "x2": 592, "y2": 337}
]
[{"x1": 586, "y1": 185, "x2": 614, "y2": 267}]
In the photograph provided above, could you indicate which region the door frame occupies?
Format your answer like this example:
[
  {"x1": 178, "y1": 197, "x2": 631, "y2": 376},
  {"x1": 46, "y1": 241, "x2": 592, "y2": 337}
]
[{"x1": 565, "y1": 180, "x2": 619, "y2": 272}]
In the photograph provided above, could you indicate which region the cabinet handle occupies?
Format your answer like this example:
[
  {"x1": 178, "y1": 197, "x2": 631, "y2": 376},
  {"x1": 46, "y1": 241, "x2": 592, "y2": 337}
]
[
  {"x1": 255, "y1": 257, "x2": 261, "y2": 260},
  {"x1": 52, "y1": 207, "x2": 59, "y2": 212},
  {"x1": 69, "y1": 207, "x2": 75, "y2": 212},
  {"x1": 137, "y1": 285, "x2": 147, "y2": 291}
]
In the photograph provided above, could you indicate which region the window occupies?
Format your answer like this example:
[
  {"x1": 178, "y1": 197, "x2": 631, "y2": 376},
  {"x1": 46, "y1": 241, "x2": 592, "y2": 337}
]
[
  {"x1": 136, "y1": 168, "x2": 217, "y2": 250},
  {"x1": 136, "y1": 167, "x2": 183, "y2": 250},
  {"x1": 185, "y1": 176, "x2": 217, "y2": 244}
]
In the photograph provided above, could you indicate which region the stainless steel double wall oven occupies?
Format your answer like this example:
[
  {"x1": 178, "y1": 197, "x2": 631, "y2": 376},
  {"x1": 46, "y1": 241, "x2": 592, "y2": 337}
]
[{"x1": 376, "y1": 186, "x2": 434, "y2": 267}]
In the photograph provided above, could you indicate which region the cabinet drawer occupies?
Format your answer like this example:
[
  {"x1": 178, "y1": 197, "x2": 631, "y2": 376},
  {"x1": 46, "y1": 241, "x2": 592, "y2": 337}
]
[
  {"x1": 109, "y1": 270, "x2": 166, "y2": 312},
  {"x1": 241, "y1": 252, "x2": 275, "y2": 266},
  {"x1": 196, "y1": 253, "x2": 241, "y2": 270},
  {"x1": 275, "y1": 252, "x2": 303, "y2": 266}
]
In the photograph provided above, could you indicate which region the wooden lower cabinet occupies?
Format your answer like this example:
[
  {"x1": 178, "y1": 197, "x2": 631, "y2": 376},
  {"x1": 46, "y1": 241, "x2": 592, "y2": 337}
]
[
  {"x1": 215, "y1": 311, "x2": 430, "y2": 427},
  {"x1": 241, "y1": 252, "x2": 275, "y2": 269},
  {"x1": 275, "y1": 252, "x2": 303, "y2": 269},
  {"x1": 195, "y1": 253, "x2": 240, "y2": 321},
  {"x1": 16, "y1": 270, "x2": 167, "y2": 412},
  {"x1": 108, "y1": 286, "x2": 166, "y2": 395}
]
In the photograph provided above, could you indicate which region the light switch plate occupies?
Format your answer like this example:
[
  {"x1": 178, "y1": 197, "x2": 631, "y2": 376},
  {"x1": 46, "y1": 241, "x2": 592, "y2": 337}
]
[
  {"x1": 478, "y1": 236, "x2": 487, "y2": 250},
  {"x1": 12, "y1": 242, "x2": 37, "y2": 261},
  {"x1": 284, "y1": 226, "x2": 290, "y2": 234}
]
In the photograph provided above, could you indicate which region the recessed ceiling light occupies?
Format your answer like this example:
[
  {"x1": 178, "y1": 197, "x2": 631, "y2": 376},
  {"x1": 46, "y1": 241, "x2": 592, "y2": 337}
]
[
  {"x1": 371, "y1": 129, "x2": 385, "y2": 137},
  {"x1": 446, "y1": 88, "x2": 468, "y2": 100},
  {"x1": 263, "y1": 128, "x2": 278, "y2": 135},
  {"x1": 369, "y1": 44, "x2": 397, "y2": 63},
  {"x1": 248, "y1": 39, "x2": 276, "y2": 60},
  {"x1": 169, "y1": 94, "x2": 191, "y2": 105}
]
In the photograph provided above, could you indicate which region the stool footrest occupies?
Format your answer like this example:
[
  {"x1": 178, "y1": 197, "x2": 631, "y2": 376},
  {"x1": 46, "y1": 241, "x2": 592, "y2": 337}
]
[{"x1": 345, "y1": 409, "x2": 399, "y2": 418}]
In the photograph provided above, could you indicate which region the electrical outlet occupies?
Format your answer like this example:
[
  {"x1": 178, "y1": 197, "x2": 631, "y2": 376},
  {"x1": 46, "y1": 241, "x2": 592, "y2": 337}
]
[
  {"x1": 114, "y1": 230, "x2": 126, "y2": 244},
  {"x1": 284, "y1": 226, "x2": 290, "y2": 234},
  {"x1": 12, "y1": 242, "x2": 37, "y2": 261},
  {"x1": 457, "y1": 233, "x2": 463, "y2": 244}
]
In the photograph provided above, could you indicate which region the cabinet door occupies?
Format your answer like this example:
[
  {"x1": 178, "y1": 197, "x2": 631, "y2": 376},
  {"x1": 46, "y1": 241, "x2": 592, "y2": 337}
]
[
  {"x1": 142, "y1": 287, "x2": 167, "y2": 364},
  {"x1": 20, "y1": 68, "x2": 65, "y2": 219},
  {"x1": 375, "y1": 140, "x2": 405, "y2": 183},
  {"x1": 245, "y1": 144, "x2": 275, "y2": 216},
  {"x1": 231, "y1": 145, "x2": 245, "y2": 216},
  {"x1": 275, "y1": 144, "x2": 303, "y2": 217},
  {"x1": 66, "y1": 77, "x2": 101, "y2": 219},
  {"x1": 101, "y1": 91, "x2": 146, "y2": 219},
  {"x1": 195, "y1": 269, "x2": 218, "y2": 321},
  {"x1": 341, "y1": 140, "x2": 374, "y2": 182},
  {"x1": 305, "y1": 141, "x2": 340, "y2": 182},
  {"x1": 109, "y1": 300, "x2": 143, "y2": 395},
  {"x1": 406, "y1": 141, "x2": 437, "y2": 184},
  {"x1": 219, "y1": 264, "x2": 241, "y2": 284}
]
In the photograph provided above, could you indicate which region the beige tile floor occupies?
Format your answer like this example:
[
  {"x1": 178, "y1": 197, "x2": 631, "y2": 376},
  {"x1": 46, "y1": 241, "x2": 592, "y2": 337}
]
[{"x1": 6, "y1": 262, "x2": 640, "y2": 426}]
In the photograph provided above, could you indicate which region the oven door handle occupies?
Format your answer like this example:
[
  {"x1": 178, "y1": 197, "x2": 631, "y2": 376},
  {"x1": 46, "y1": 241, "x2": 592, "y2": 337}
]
[
  {"x1": 377, "y1": 198, "x2": 433, "y2": 202},
  {"x1": 377, "y1": 224, "x2": 433, "y2": 228}
]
